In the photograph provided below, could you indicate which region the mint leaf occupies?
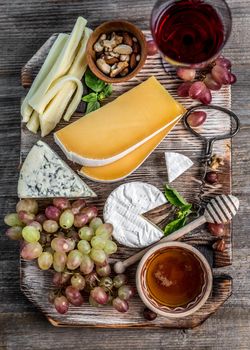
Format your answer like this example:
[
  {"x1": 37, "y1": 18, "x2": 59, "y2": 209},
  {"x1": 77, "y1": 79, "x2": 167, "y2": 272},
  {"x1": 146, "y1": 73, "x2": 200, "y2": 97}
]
[
  {"x1": 164, "y1": 215, "x2": 187, "y2": 236},
  {"x1": 85, "y1": 69, "x2": 106, "y2": 93},
  {"x1": 164, "y1": 185, "x2": 189, "y2": 208},
  {"x1": 82, "y1": 92, "x2": 98, "y2": 103},
  {"x1": 86, "y1": 100, "x2": 100, "y2": 114}
]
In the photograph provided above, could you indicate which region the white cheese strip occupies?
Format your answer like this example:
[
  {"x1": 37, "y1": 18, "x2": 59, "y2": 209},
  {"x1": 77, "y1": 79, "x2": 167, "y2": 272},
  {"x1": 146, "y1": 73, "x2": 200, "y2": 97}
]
[
  {"x1": 165, "y1": 152, "x2": 193, "y2": 183},
  {"x1": 28, "y1": 16, "x2": 87, "y2": 114},
  {"x1": 21, "y1": 33, "x2": 69, "y2": 122},
  {"x1": 35, "y1": 75, "x2": 83, "y2": 116},
  {"x1": 103, "y1": 182, "x2": 166, "y2": 248},
  {"x1": 18, "y1": 141, "x2": 96, "y2": 198},
  {"x1": 39, "y1": 28, "x2": 92, "y2": 136},
  {"x1": 26, "y1": 111, "x2": 40, "y2": 134}
]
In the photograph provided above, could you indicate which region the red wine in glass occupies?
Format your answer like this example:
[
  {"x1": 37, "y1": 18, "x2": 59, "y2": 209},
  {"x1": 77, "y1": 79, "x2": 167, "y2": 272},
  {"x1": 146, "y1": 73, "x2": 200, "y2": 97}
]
[{"x1": 151, "y1": 0, "x2": 232, "y2": 67}]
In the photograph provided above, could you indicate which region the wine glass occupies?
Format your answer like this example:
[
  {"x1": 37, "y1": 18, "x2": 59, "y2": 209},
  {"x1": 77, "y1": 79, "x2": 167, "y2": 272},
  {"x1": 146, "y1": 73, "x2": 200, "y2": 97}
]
[{"x1": 150, "y1": 0, "x2": 232, "y2": 68}]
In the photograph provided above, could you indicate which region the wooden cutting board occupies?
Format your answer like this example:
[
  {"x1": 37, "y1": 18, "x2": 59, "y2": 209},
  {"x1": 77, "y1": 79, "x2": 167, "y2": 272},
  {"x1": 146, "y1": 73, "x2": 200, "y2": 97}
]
[{"x1": 20, "y1": 31, "x2": 233, "y2": 328}]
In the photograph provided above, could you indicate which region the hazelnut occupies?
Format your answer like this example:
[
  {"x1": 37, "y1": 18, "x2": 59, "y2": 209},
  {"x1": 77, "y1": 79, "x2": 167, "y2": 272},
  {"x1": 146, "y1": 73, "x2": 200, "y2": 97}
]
[
  {"x1": 209, "y1": 154, "x2": 224, "y2": 170},
  {"x1": 113, "y1": 44, "x2": 133, "y2": 55},
  {"x1": 213, "y1": 239, "x2": 226, "y2": 252},
  {"x1": 143, "y1": 307, "x2": 157, "y2": 321},
  {"x1": 205, "y1": 171, "x2": 218, "y2": 184}
]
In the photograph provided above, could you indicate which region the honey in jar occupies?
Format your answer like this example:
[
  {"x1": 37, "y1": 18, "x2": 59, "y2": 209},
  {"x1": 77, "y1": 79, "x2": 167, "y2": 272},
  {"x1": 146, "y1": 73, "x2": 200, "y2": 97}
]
[{"x1": 146, "y1": 247, "x2": 205, "y2": 308}]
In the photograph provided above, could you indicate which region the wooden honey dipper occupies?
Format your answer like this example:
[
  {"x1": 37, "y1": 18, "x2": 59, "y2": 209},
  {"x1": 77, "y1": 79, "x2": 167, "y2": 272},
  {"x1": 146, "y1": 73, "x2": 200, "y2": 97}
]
[{"x1": 113, "y1": 194, "x2": 239, "y2": 274}]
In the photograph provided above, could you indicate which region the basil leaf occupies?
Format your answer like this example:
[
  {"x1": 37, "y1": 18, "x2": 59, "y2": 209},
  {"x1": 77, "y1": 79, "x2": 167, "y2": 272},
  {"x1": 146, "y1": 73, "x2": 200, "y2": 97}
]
[
  {"x1": 176, "y1": 204, "x2": 192, "y2": 218},
  {"x1": 86, "y1": 100, "x2": 100, "y2": 114},
  {"x1": 82, "y1": 92, "x2": 98, "y2": 103},
  {"x1": 165, "y1": 185, "x2": 189, "y2": 208},
  {"x1": 102, "y1": 84, "x2": 113, "y2": 97},
  {"x1": 164, "y1": 215, "x2": 187, "y2": 236},
  {"x1": 85, "y1": 69, "x2": 106, "y2": 92}
]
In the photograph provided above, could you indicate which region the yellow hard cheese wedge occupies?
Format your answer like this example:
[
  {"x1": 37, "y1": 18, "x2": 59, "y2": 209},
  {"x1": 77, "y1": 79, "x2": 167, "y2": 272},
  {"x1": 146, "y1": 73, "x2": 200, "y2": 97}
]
[
  {"x1": 80, "y1": 118, "x2": 181, "y2": 182},
  {"x1": 54, "y1": 76, "x2": 185, "y2": 166}
]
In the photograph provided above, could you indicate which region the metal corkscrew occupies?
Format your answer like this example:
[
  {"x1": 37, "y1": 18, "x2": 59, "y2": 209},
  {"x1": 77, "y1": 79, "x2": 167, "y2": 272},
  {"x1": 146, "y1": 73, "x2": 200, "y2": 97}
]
[{"x1": 183, "y1": 104, "x2": 240, "y2": 215}]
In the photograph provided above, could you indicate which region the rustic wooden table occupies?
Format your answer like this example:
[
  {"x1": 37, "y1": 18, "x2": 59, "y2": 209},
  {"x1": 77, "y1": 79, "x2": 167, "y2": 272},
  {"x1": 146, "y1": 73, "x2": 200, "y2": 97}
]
[{"x1": 0, "y1": 0, "x2": 249, "y2": 349}]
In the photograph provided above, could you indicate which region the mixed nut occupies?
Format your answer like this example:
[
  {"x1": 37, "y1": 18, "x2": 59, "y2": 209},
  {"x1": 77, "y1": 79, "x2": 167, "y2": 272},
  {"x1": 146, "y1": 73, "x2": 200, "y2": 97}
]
[{"x1": 93, "y1": 31, "x2": 141, "y2": 78}]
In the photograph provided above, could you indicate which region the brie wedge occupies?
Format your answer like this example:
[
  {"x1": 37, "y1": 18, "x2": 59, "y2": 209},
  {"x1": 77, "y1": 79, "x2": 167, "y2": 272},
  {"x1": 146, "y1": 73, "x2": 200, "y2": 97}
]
[{"x1": 103, "y1": 182, "x2": 166, "y2": 248}]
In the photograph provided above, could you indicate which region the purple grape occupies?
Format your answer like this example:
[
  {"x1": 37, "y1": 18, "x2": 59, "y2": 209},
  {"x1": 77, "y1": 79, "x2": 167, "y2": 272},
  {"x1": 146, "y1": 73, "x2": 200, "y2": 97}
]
[
  {"x1": 71, "y1": 199, "x2": 86, "y2": 215},
  {"x1": 53, "y1": 198, "x2": 70, "y2": 211},
  {"x1": 54, "y1": 295, "x2": 69, "y2": 314},
  {"x1": 45, "y1": 206, "x2": 61, "y2": 221},
  {"x1": 112, "y1": 297, "x2": 129, "y2": 313},
  {"x1": 90, "y1": 287, "x2": 108, "y2": 305},
  {"x1": 65, "y1": 286, "x2": 84, "y2": 306}
]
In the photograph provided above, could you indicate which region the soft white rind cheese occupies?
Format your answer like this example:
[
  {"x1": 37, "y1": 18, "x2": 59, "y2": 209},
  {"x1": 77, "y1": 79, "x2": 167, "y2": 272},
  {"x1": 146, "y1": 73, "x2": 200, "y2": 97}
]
[
  {"x1": 165, "y1": 152, "x2": 193, "y2": 183},
  {"x1": 103, "y1": 182, "x2": 166, "y2": 248},
  {"x1": 18, "y1": 141, "x2": 96, "y2": 198}
]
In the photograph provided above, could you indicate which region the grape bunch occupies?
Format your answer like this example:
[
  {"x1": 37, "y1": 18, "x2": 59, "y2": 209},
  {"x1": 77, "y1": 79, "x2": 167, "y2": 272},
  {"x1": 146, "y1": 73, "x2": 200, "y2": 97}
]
[
  {"x1": 177, "y1": 56, "x2": 236, "y2": 106},
  {"x1": 4, "y1": 198, "x2": 135, "y2": 315}
]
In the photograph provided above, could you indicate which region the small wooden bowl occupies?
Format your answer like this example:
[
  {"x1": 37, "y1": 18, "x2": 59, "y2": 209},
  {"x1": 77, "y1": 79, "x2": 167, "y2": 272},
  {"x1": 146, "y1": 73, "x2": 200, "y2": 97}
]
[
  {"x1": 86, "y1": 20, "x2": 147, "y2": 83},
  {"x1": 136, "y1": 242, "x2": 213, "y2": 318}
]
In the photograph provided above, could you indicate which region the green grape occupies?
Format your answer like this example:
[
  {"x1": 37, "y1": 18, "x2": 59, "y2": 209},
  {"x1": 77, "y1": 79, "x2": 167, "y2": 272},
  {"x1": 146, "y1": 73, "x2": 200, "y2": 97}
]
[
  {"x1": 67, "y1": 250, "x2": 83, "y2": 270},
  {"x1": 21, "y1": 242, "x2": 42, "y2": 260},
  {"x1": 99, "y1": 276, "x2": 113, "y2": 289},
  {"x1": 118, "y1": 285, "x2": 135, "y2": 301},
  {"x1": 22, "y1": 226, "x2": 40, "y2": 243},
  {"x1": 89, "y1": 217, "x2": 103, "y2": 231},
  {"x1": 104, "y1": 240, "x2": 117, "y2": 255},
  {"x1": 95, "y1": 223, "x2": 113, "y2": 238},
  {"x1": 59, "y1": 209, "x2": 74, "y2": 229},
  {"x1": 91, "y1": 235, "x2": 106, "y2": 249},
  {"x1": 77, "y1": 240, "x2": 91, "y2": 255},
  {"x1": 78, "y1": 226, "x2": 94, "y2": 241},
  {"x1": 113, "y1": 274, "x2": 127, "y2": 289},
  {"x1": 80, "y1": 254, "x2": 94, "y2": 275},
  {"x1": 43, "y1": 220, "x2": 59, "y2": 233},
  {"x1": 38, "y1": 252, "x2": 53, "y2": 270},
  {"x1": 53, "y1": 251, "x2": 67, "y2": 272},
  {"x1": 4, "y1": 213, "x2": 23, "y2": 227},
  {"x1": 90, "y1": 248, "x2": 106, "y2": 264},
  {"x1": 71, "y1": 273, "x2": 86, "y2": 290}
]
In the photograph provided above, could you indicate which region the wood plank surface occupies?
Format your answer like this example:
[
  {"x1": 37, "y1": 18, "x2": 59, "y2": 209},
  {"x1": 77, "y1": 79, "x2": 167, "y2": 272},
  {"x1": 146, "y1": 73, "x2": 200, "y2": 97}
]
[
  {"x1": 0, "y1": 0, "x2": 250, "y2": 349},
  {"x1": 19, "y1": 31, "x2": 233, "y2": 328}
]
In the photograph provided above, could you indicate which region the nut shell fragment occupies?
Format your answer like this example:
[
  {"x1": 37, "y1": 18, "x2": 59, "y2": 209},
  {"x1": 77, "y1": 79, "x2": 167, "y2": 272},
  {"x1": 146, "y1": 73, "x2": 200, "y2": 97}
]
[
  {"x1": 110, "y1": 61, "x2": 129, "y2": 78},
  {"x1": 113, "y1": 44, "x2": 133, "y2": 55},
  {"x1": 96, "y1": 58, "x2": 111, "y2": 75}
]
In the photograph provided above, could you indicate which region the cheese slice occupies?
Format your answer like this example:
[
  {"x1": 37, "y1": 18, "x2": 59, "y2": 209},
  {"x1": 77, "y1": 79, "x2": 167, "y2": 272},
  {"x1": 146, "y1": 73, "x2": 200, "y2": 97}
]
[
  {"x1": 165, "y1": 152, "x2": 193, "y2": 183},
  {"x1": 18, "y1": 141, "x2": 96, "y2": 198},
  {"x1": 103, "y1": 182, "x2": 166, "y2": 248},
  {"x1": 54, "y1": 76, "x2": 185, "y2": 166},
  {"x1": 80, "y1": 118, "x2": 181, "y2": 182}
]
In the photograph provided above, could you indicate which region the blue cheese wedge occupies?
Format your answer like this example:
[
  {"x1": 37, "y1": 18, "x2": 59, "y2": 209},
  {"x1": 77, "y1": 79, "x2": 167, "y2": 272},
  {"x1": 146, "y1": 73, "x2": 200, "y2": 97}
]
[
  {"x1": 18, "y1": 141, "x2": 96, "y2": 198},
  {"x1": 165, "y1": 152, "x2": 193, "y2": 183}
]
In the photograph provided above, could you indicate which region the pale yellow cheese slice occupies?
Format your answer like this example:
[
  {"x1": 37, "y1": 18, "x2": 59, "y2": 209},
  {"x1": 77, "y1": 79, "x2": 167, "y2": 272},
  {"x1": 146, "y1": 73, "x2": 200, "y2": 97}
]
[
  {"x1": 80, "y1": 118, "x2": 182, "y2": 182},
  {"x1": 54, "y1": 76, "x2": 184, "y2": 167}
]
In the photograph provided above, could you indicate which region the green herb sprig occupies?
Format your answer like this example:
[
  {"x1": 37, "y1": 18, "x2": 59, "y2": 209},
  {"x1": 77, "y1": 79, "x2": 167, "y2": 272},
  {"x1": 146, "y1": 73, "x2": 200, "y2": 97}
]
[
  {"x1": 164, "y1": 185, "x2": 193, "y2": 236},
  {"x1": 82, "y1": 69, "x2": 112, "y2": 114}
]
